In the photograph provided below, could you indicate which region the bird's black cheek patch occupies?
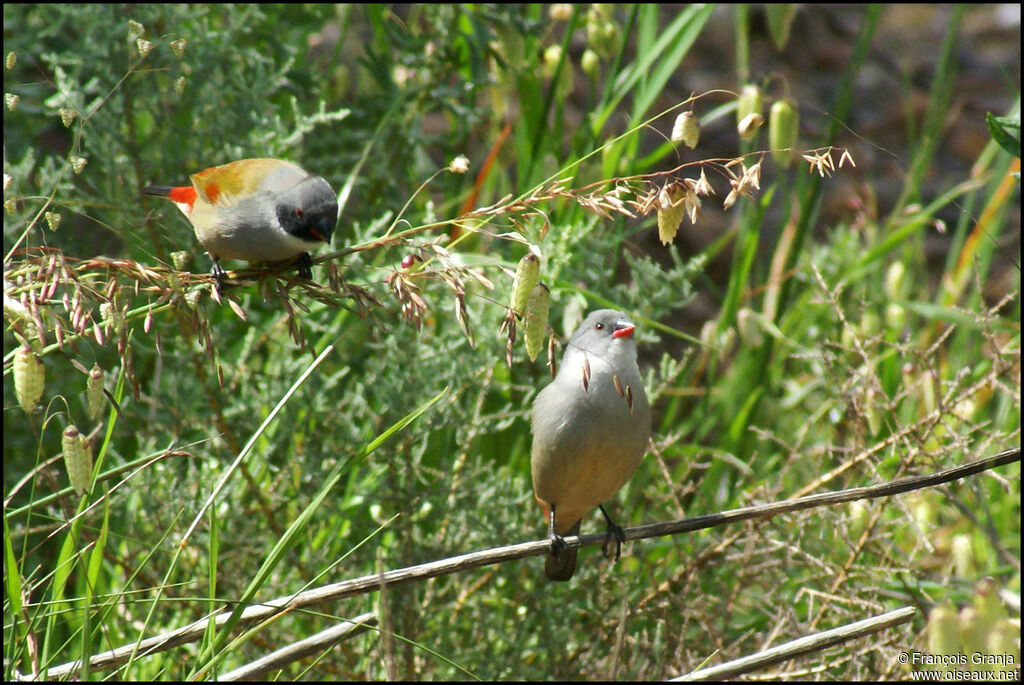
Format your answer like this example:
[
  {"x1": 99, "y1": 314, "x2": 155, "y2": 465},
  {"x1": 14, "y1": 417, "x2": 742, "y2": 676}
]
[{"x1": 277, "y1": 203, "x2": 301, "y2": 231}]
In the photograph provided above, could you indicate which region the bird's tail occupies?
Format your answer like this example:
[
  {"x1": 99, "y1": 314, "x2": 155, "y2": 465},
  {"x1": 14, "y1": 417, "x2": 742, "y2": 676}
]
[
  {"x1": 141, "y1": 185, "x2": 198, "y2": 211},
  {"x1": 544, "y1": 520, "x2": 581, "y2": 581},
  {"x1": 141, "y1": 185, "x2": 175, "y2": 197}
]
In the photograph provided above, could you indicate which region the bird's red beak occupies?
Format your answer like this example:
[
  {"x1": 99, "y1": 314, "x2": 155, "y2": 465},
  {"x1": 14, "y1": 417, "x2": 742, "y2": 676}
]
[{"x1": 612, "y1": 322, "x2": 635, "y2": 339}]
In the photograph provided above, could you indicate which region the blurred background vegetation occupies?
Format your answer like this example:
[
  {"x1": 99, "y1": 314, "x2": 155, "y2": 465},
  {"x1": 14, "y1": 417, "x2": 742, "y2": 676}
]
[{"x1": 3, "y1": 4, "x2": 1019, "y2": 680}]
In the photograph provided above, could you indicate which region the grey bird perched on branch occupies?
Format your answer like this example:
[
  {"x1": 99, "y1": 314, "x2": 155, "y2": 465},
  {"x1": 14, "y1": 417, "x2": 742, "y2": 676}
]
[{"x1": 530, "y1": 309, "x2": 651, "y2": 581}]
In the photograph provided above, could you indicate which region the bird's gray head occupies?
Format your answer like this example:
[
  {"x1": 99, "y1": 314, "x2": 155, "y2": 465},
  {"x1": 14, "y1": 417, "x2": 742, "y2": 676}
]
[
  {"x1": 276, "y1": 176, "x2": 338, "y2": 245},
  {"x1": 567, "y1": 309, "x2": 637, "y2": 357}
]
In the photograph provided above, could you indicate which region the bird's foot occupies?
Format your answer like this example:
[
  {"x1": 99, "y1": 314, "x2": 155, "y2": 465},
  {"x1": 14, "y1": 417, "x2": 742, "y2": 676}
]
[
  {"x1": 296, "y1": 252, "x2": 314, "y2": 280},
  {"x1": 210, "y1": 261, "x2": 228, "y2": 293},
  {"x1": 549, "y1": 532, "x2": 569, "y2": 558},
  {"x1": 602, "y1": 523, "x2": 625, "y2": 560},
  {"x1": 599, "y1": 505, "x2": 625, "y2": 561}
]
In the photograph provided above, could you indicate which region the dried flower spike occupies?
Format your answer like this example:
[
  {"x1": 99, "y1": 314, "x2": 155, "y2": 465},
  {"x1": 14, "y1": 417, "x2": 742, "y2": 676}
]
[
  {"x1": 62, "y1": 425, "x2": 94, "y2": 496},
  {"x1": 524, "y1": 282, "x2": 550, "y2": 362},
  {"x1": 694, "y1": 167, "x2": 714, "y2": 196},
  {"x1": 14, "y1": 346, "x2": 44, "y2": 413},
  {"x1": 722, "y1": 160, "x2": 761, "y2": 210},
  {"x1": 802, "y1": 150, "x2": 835, "y2": 177}
]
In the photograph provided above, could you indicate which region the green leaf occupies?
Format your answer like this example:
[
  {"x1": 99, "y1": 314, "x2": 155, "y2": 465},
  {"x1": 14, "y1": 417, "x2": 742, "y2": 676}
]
[
  {"x1": 986, "y1": 112, "x2": 1021, "y2": 158},
  {"x1": 766, "y1": 5, "x2": 798, "y2": 50}
]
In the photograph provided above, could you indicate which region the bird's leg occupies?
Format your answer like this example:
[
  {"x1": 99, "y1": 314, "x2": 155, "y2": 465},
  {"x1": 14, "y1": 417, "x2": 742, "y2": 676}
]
[
  {"x1": 599, "y1": 505, "x2": 625, "y2": 561},
  {"x1": 547, "y1": 506, "x2": 568, "y2": 557},
  {"x1": 210, "y1": 258, "x2": 227, "y2": 293},
  {"x1": 296, "y1": 252, "x2": 314, "y2": 280}
]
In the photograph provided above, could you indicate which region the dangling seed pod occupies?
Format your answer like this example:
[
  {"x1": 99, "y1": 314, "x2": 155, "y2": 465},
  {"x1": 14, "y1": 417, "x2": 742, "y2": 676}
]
[
  {"x1": 62, "y1": 425, "x2": 93, "y2": 495},
  {"x1": 580, "y1": 48, "x2": 600, "y2": 80},
  {"x1": 170, "y1": 39, "x2": 187, "y2": 58},
  {"x1": 884, "y1": 261, "x2": 906, "y2": 300},
  {"x1": 510, "y1": 252, "x2": 541, "y2": 319},
  {"x1": 737, "y1": 113, "x2": 764, "y2": 140},
  {"x1": 401, "y1": 253, "x2": 424, "y2": 272},
  {"x1": 769, "y1": 99, "x2": 799, "y2": 168},
  {"x1": 523, "y1": 282, "x2": 550, "y2": 362},
  {"x1": 926, "y1": 604, "x2": 961, "y2": 657},
  {"x1": 170, "y1": 251, "x2": 190, "y2": 271},
  {"x1": 87, "y1": 364, "x2": 104, "y2": 422},
  {"x1": 44, "y1": 211, "x2": 61, "y2": 231},
  {"x1": 736, "y1": 307, "x2": 764, "y2": 346},
  {"x1": 736, "y1": 84, "x2": 764, "y2": 141},
  {"x1": 657, "y1": 183, "x2": 686, "y2": 245},
  {"x1": 951, "y1": 534, "x2": 974, "y2": 579},
  {"x1": 671, "y1": 110, "x2": 700, "y2": 149},
  {"x1": 13, "y1": 346, "x2": 44, "y2": 414}
]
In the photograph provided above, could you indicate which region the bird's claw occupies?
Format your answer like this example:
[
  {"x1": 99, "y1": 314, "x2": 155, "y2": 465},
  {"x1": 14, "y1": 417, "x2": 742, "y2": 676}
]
[
  {"x1": 549, "y1": 533, "x2": 569, "y2": 557},
  {"x1": 210, "y1": 261, "x2": 228, "y2": 293},
  {"x1": 297, "y1": 252, "x2": 314, "y2": 280},
  {"x1": 602, "y1": 522, "x2": 625, "y2": 561},
  {"x1": 599, "y1": 505, "x2": 626, "y2": 561}
]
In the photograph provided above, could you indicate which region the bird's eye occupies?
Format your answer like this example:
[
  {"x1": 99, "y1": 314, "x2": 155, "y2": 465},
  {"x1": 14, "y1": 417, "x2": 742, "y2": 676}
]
[{"x1": 594, "y1": 322, "x2": 604, "y2": 330}]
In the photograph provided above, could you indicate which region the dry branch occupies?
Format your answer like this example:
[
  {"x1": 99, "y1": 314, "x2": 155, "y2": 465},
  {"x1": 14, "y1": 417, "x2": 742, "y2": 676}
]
[
  {"x1": 672, "y1": 606, "x2": 917, "y2": 680},
  {"x1": 218, "y1": 612, "x2": 377, "y2": 681},
  {"x1": 25, "y1": 448, "x2": 1019, "y2": 680}
]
